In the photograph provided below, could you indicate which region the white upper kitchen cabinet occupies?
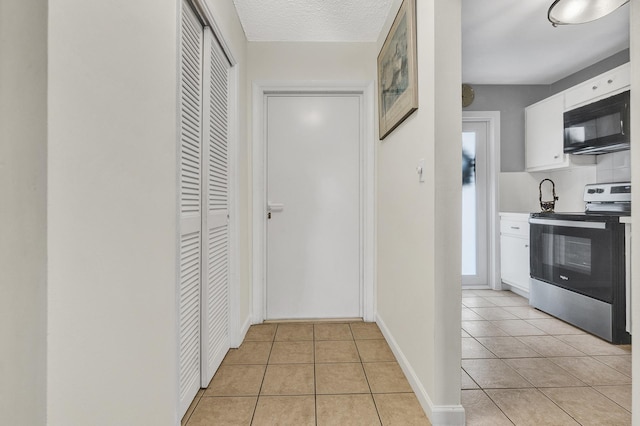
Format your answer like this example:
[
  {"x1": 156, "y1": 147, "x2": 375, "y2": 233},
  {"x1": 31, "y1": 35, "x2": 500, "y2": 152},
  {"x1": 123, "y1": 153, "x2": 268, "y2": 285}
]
[
  {"x1": 525, "y1": 63, "x2": 630, "y2": 173},
  {"x1": 564, "y1": 63, "x2": 631, "y2": 110},
  {"x1": 525, "y1": 93, "x2": 565, "y2": 171},
  {"x1": 525, "y1": 94, "x2": 595, "y2": 172}
]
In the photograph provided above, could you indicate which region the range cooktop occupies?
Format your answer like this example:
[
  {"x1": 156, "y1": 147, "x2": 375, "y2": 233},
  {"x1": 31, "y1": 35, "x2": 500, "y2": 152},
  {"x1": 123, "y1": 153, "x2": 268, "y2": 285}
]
[
  {"x1": 532, "y1": 182, "x2": 631, "y2": 222},
  {"x1": 530, "y1": 211, "x2": 629, "y2": 222}
]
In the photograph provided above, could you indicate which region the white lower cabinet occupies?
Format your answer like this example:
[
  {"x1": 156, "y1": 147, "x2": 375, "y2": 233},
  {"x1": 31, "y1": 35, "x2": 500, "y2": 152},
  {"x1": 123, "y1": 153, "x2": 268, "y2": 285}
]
[{"x1": 500, "y1": 213, "x2": 530, "y2": 294}]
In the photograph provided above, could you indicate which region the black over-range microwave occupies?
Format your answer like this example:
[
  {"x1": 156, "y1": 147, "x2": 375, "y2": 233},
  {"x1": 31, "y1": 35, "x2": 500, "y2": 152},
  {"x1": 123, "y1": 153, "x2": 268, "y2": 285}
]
[{"x1": 563, "y1": 90, "x2": 630, "y2": 155}]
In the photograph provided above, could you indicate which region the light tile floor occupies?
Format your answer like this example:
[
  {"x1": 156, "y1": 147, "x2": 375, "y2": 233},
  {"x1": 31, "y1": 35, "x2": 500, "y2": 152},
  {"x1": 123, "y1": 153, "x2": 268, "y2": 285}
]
[
  {"x1": 182, "y1": 322, "x2": 431, "y2": 425},
  {"x1": 462, "y1": 289, "x2": 632, "y2": 426}
]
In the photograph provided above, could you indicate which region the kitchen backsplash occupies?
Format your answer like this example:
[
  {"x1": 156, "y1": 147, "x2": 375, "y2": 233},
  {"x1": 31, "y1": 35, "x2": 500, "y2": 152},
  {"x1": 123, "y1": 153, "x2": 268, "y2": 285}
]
[
  {"x1": 500, "y1": 167, "x2": 597, "y2": 213},
  {"x1": 500, "y1": 172, "x2": 544, "y2": 212},
  {"x1": 596, "y1": 150, "x2": 631, "y2": 183},
  {"x1": 500, "y1": 150, "x2": 630, "y2": 214}
]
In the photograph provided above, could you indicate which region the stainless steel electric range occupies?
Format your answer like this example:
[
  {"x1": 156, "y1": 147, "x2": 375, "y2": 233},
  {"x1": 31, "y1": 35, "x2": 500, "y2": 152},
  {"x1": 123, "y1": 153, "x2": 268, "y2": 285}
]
[{"x1": 529, "y1": 182, "x2": 631, "y2": 344}]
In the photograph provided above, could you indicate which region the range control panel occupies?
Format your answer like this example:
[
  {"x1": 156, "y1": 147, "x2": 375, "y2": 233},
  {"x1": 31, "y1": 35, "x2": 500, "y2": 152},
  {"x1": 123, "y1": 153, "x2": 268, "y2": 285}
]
[{"x1": 584, "y1": 182, "x2": 631, "y2": 203}]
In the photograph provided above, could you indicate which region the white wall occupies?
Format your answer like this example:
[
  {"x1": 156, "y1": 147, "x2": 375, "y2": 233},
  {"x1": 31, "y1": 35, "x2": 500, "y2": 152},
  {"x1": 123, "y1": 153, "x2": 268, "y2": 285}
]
[
  {"x1": 432, "y1": 0, "x2": 464, "y2": 409},
  {"x1": 0, "y1": 1, "x2": 47, "y2": 424},
  {"x1": 247, "y1": 42, "x2": 377, "y2": 81},
  {"x1": 499, "y1": 173, "x2": 542, "y2": 213},
  {"x1": 47, "y1": 1, "x2": 179, "y2": 424},
  {"x1": 376, "y1": 0, "x2": 463, "y2": 423}
]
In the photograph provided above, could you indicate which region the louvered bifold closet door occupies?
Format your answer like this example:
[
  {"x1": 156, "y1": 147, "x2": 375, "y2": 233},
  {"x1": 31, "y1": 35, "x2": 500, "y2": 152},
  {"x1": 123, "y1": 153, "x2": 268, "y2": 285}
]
[
  {"x1": 200, "y1": 28, "x2": 231, "y2": 387},
  {"x1": 179, "y1": 0, "x2": 203, "y2": 418}
]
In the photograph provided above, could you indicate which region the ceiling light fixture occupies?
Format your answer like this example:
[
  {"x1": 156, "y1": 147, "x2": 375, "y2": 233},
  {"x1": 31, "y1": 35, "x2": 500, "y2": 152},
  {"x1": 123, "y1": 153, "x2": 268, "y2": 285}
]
[{"x1": 548, "y1": 0, "x2": 629, "y2": 26}]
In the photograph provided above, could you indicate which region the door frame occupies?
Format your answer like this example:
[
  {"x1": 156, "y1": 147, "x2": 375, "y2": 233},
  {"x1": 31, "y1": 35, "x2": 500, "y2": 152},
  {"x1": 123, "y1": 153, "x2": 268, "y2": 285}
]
[
  {"x1": 252, "y1": 81, "x2": 376, "y2": 322},
  {"x1": 461, "y1": 120, "x2": 489, "y2": 287},
  {"x1": 462, "y1": 111, "x2": 501, "y2": 290}
]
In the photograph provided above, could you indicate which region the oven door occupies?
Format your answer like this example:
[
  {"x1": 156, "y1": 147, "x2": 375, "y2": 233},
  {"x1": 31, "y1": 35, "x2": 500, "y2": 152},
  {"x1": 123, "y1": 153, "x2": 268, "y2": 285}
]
[{"x1": 529, "y1": 218, "x2": 616, "y2": 303}]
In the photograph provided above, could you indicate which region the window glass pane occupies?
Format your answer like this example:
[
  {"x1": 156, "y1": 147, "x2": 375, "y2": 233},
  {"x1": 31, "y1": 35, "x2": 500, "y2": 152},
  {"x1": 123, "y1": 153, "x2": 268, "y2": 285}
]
[{"x1": 462, "y1": 131, "x2": 476, "y2": 275}]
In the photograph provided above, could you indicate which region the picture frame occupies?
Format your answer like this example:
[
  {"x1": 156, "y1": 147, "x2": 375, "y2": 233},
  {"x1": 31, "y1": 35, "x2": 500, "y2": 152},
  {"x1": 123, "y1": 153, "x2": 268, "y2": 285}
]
[{"x1": 377, "y1": 0, "x2": 418, "y2": 140}]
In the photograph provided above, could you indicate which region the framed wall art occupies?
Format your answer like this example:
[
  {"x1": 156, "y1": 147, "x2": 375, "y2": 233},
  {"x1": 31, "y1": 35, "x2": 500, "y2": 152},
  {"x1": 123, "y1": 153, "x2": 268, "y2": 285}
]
[{"x1": 377, "y1": 0, "x2": 418, "y2": 140}]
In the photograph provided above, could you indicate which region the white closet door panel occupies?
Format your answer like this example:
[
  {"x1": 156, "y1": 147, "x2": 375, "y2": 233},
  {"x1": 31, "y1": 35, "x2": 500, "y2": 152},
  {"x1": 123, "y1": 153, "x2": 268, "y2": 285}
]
[
  {"x1": 207, "y1": 39, "x2": 229, "y2": 216},
  {"x1": 181, "y1": 216, "x2": 201, "y2": 235},
  {"x1": 179, "y1": 0, "x2": 202, "y2": 417},
  {"x1": 203, "y1": 224, "x2": 228, "y2": 377},
  {"x1": 179, "y1": 231, "x2": 201, "y2": 401},
  {"x1": 200, "y1": 28, "x2": 230, "y2": 387},
  {"x1": 208, "y1": 211, "x2": 227, "y2": 228}
]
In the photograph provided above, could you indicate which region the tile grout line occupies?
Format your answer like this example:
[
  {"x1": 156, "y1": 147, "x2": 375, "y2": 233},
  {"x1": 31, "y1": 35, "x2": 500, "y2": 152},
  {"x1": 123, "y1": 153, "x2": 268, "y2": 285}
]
[
  {"x1": 586, "y1": 351, "x2": 633, "y2": 377},
  {"x1": 248, "y1": 324, "x2": 277, "y2": 425},
  {"x1": 479, "y1": 389, "x2": 516, "y2": 426},
  {"x1": 535, "y1": 386, "x2": 585, "y2": 425},
  {"x1": 313, "y1": 324, "x2": 318, "y2": 426},
  {"x1": 351, "y1": 323, "x2": 384, "y2": 426},
  {"x1": 579, "y1": 352, "x2": 633, "y2": 414},
  {"x1": 590, "y1": 384, "x2": 633, "y2": 413}
]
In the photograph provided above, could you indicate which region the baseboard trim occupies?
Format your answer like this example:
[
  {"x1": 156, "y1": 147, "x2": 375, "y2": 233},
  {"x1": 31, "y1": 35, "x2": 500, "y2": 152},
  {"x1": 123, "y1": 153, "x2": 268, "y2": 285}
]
[
  {"x1": 375, "y1": 314, "x2": 466, "y2": 426},
  {"x1": 235, "y1": 315, "x2": 252, "y2": 349},
  {"x1": 502, "y1": 283, "x2": 529, "y2": 299},
  {"x1": 264, "y1": 317, "x2": 363, "y2": 323}
]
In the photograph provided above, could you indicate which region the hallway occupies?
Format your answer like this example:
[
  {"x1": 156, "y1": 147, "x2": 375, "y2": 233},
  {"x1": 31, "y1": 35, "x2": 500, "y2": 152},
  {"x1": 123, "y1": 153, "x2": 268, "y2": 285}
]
[{"x1": 181, "y1": 322, "x2": 431, "y2": 425}]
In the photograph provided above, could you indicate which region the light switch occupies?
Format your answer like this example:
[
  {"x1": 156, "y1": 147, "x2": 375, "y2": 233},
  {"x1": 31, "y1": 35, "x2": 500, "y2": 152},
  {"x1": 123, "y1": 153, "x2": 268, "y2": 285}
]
[{"x1": 417, "y1": 159, "x2": 425, "y2": 183}]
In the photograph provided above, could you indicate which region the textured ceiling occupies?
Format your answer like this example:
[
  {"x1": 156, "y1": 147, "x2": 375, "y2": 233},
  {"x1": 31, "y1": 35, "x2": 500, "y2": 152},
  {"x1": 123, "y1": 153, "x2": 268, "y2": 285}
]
[
  {"x1": 233, "y1": 0, "x2": 394, "y2": 42},
  {"x1": 232, "y1": 0, "x2": 630, "y2": 84}
]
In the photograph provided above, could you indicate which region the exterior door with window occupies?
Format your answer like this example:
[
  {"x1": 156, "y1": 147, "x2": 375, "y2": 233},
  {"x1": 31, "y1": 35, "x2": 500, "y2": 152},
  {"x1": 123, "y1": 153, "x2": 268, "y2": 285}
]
[{"x1": 462, "y1": 121, "x2": 488, "y2": 286}]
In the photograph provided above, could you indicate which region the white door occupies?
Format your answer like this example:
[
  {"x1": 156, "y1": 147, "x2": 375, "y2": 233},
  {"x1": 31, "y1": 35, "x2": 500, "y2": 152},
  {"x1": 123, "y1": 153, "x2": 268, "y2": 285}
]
[
  {"x1": 266, "y1": 95, "x2": 361, "y2": 319},
  {"x1": 179, "y1": 1, "x2": 203, "y2": 416},
  {"x1": 200, "y1": 27, "x2": 231, "y2": 387},
  {"x1": 178, "y1": 0, "x2": 231, "y2": 417},
  {"x1": 462, "y1": 121, "x2": 488, "y2": 286}
]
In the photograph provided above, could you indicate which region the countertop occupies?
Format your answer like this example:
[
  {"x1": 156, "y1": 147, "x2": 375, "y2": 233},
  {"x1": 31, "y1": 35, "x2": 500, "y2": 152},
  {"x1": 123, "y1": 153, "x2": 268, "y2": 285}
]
[
  {"x1": 499, "y1": 212, "x2": 531, "y2": 220},
  {"x1": 501, "y1": 211, "x2": 633, "y2": 224}
]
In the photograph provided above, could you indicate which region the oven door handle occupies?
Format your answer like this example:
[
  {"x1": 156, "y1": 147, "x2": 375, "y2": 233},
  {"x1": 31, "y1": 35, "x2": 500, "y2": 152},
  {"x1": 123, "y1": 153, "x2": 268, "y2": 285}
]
[{"x1": 529, "y1": 218, "x2": 606, "y2": 229}]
